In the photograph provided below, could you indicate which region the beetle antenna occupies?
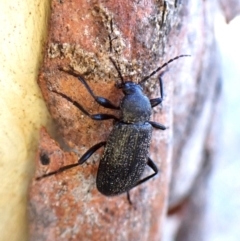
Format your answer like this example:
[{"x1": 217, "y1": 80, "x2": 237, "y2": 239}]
[
  {"x1": 109, "y1": 57, "x2": 125, "y2": 87},
  {"x1": 140, "y1": 54, "x2": 190, "y2": 84}
]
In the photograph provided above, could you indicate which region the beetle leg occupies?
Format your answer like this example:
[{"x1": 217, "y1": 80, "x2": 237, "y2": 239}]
[
  {"x1": 150, "y1": 98, "x2": 162, "y2": 107},
  {"x1": 132, "y1": 157, "x2": 158, "y2": 188},
  {"x1": 77, "y1": 75, "x2": 120, "y2": 110},
  {"x1": 126, "y1": 191, "x2": 132, "y2": 205},
  {"x1": 36, "y1": 161, "x2": 80, "y2": 180},
  {"x1": 36, "y1": 142, "x2": 106, "y2": 181},
  {"x1": 52, "y1": 90, "x2": 119, "y2": 121},
  {"x1": 78, "y1": 141, "x2": 106, "y2": 164},
  {"x1": 149, "y1": 121, "x2": 167, "y2": 130},
  {"x1": 149, "y1": 72, "x2": 165, "y2": 107},
  {"x1": 59, "y1": 69, "x2": 120, "y2": 110}
]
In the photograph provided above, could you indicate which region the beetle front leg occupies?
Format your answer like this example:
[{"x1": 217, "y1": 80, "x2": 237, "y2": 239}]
[
  {"x1": 77, "y1": 75, "x2": 120, "y2": 110},
  {"x1": 149, "y1": 72, "x2": 165, "y2": 107},
  {"x1": 59, "y1": 69, "x2": 120, "y2": 110}
]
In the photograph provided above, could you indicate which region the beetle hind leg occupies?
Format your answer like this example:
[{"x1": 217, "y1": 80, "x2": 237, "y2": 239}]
[
  {"x1": 133, "y1": 157, "x2": 158, "y2": 188},
  {"x1": 126, "y1": 191, "x2": 132, "y2": 205},
  {"x1": 36, "y1": 142, "x2": 106, "y2": 181},
  {"x1": 78, "y1": 141, "x2": 106, "y2": 164}
]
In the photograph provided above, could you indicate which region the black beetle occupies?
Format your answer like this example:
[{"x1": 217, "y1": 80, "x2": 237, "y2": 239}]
[{"x1": 38, "y1": 55, "x2": 189, "y2": 199}]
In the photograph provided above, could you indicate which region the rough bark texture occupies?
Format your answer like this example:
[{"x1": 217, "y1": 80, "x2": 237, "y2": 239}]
[{"x1": 28, "y1": 0, "x2": 227, "y2": 240}]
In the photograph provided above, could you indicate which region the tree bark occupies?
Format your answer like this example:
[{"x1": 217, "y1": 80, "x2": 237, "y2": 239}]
[{"x1": 28, "y1": 0, "x2": 228, "y2": 240}]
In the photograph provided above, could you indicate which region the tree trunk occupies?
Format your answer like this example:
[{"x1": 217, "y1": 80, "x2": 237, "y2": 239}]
[{"x1": 28, "y1": 0, "x2": 229, "y2": 240}]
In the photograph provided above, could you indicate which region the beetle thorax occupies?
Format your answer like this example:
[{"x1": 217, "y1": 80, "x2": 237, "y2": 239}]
[{"x1": 120, "y1": 83, "x2": 152, "y2": 123}]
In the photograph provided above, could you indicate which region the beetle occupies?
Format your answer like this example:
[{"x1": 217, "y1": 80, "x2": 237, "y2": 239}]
[{"x1": 38, "y1": 55, "x2": 189, "y2": 199}]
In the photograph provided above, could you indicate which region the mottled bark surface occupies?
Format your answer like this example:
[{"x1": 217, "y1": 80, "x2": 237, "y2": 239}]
[{"x1": 28, "y1": 0, "x2": 226, "y2": 240}]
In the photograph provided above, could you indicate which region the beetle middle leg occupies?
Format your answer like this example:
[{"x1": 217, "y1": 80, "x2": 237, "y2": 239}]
[
  {"x1": 149, "y1": 121, "x2": 167, "y2": 130},
  {"x1": 52, "y1": 89, "x2": 119, "y2": 121}
]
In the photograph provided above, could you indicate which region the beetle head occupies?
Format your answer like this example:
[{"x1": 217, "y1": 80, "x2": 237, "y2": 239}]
[{"x1": 121, "y1": 82, "x2": 143, "y2": 95}]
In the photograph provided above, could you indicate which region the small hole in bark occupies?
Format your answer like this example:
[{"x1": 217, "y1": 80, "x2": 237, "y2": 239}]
[{"x1": 40, "y1": 152, "x2": 50, "y2": 165}]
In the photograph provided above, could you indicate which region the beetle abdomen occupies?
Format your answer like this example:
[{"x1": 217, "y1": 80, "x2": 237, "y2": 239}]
[{"x1": 96, "y1": 122, "x2": 152, "y2": 196}]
